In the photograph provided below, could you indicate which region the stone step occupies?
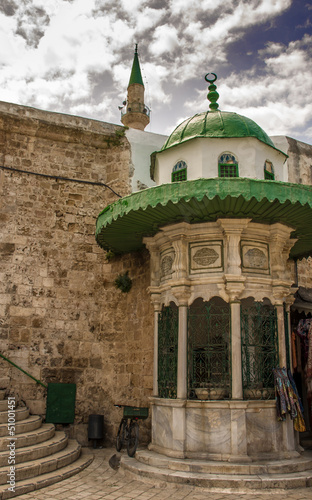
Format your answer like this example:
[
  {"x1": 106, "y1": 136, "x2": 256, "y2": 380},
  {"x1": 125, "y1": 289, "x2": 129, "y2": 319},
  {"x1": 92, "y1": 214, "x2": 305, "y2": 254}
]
[
  {"x1": 0, "y1": 424, "x2": 55, "y2": 451},
  {"x1": 0, "y1": 448, "x2": 93, "y2": 499},
  {"x1": 0, "y1": 416, "x2": 41, "y2": 438},
  {"x1": 0, "y1": 431, "x2": 68, "y2": 466},
  {"x1": 0, "y1": 439, "x2": 81, "y2": 485},
  {"x1": 0, "y1": 408, "x2": 29, "y2": 424},
  {"x1": 135, "y1": 449, "x2": 312, "y2": 475},
  {"x1": 0, "y1": 403, "x2": 24, "y2": 413},
  {"x1": 0, "y1": 404, "x2": 20, "y2": 413},
  {"x1": 0, "y1": 403, "x2": 11, "y2": 413},
  {"x1": 121, "y1": 450, "x2": 312, "y2": 491}
]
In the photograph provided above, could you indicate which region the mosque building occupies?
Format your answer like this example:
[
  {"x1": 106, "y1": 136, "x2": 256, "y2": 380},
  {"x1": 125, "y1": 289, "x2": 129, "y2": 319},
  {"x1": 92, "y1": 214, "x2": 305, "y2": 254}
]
[
  {"x1": 96, "y1": 47, "x2": 312, "y2": 484},
  {"x1": 0, "y1": 45, "x2": 312, "y2": 492}
]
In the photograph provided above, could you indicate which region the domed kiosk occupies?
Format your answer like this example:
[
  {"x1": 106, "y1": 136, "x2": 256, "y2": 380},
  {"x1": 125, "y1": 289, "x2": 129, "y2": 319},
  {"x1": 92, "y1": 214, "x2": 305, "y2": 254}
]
[{"x1": 96, "y1": 74, "x2": 312, "y2": 480}]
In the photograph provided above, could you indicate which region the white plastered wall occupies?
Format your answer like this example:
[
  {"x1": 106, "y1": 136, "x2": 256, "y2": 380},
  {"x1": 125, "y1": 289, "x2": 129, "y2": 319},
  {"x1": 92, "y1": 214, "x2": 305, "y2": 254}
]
[
  {"x1": 125, "y1": 128, "x2": 167, "y2": 192},
  {"x1": 154, "y1": 137, "x2": 287, "y2": 185}
]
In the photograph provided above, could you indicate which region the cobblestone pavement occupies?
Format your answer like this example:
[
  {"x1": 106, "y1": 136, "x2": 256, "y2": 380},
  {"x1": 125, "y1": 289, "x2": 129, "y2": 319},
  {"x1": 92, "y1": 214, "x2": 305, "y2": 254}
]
[{"x1": 20, "y1": 448, "x2": 312, "y2": 500}]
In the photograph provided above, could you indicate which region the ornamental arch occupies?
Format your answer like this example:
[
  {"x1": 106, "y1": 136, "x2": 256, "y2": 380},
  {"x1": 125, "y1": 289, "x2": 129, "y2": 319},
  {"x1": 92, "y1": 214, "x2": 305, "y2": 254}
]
[{"x1": 187, "y1": 297, "x2": 230, "y2": 400}]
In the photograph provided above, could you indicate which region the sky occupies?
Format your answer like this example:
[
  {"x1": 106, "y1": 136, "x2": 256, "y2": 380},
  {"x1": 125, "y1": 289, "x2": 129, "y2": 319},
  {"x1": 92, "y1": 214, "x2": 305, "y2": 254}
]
[{"x1": 0, "y1": 0, "x2": 312, "y2": 143}]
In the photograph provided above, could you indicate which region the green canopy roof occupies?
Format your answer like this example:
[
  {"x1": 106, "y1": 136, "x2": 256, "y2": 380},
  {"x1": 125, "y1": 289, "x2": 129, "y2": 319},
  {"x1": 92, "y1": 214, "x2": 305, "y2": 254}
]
[
  {"x1": 160, "y1": 111, "x2": 286, "y2": 155},
  {"x1": 96, "y1": 178, "x2": 312, "y2": 259},
  {"x1": 128, "y1": 46, "x2": 144, "y2": 87}
]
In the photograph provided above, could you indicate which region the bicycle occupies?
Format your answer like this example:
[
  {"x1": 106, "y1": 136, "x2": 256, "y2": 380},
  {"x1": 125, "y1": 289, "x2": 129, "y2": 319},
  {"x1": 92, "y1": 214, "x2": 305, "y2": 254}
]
[{"x1": 114, "y1": 405, "x2": 149, "y2": 457}]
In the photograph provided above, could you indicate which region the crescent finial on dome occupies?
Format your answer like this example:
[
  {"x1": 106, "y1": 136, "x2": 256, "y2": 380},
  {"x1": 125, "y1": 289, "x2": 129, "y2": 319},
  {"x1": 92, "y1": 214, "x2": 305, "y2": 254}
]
[{"x1": 205, "y1": 73, "x2": 219, "y2": 111}]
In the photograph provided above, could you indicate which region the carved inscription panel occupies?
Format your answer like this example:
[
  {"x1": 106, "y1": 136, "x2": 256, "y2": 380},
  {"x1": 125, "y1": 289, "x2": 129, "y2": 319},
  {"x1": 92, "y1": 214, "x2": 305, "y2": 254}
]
[
  {"x1": 160, "y1": 249, "x2": 175, "y2": 279},
  {"x1": 241, "y1": 241, "x2": 269, "y2": 274},
  {"x1": 189, "y1": 241, "x2": 223, "y2": 274}
]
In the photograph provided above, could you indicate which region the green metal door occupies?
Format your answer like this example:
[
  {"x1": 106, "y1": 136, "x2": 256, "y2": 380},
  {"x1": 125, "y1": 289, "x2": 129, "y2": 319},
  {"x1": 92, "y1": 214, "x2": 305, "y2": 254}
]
[{"x1": 46, "y1": 383, "x2": 76, "y2": 424}]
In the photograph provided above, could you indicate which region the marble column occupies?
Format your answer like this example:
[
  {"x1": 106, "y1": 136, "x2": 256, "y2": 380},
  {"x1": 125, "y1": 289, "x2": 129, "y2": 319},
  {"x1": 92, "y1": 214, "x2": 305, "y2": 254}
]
[
  {"x1": 285, "y1": 293, "x2": 297, "y2": 372},
  {"x1": 153, "y1": 308, "x2": 159, "y2": 396},
  {"x1": 276, "y1": 303, "x2": 287, "y2": 367},
  {"x1": 177, "y1": 304, "x2": 188, "y2": 399},
  {"x1": 231, "y1": 301, "x2": 243, "y2": 399}
]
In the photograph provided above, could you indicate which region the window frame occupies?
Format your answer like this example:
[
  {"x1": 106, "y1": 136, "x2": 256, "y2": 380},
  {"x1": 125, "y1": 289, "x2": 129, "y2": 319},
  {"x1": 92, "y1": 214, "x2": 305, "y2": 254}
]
[
  {"x1": 218, "y1": 153, "x2": 239, "y2": 178},
  {"x1": 171, "y1": 160, "x2": 187, "y2": 183},
  {"x1": 264, "y1": 160, "x2": 275, "y2": 180}
]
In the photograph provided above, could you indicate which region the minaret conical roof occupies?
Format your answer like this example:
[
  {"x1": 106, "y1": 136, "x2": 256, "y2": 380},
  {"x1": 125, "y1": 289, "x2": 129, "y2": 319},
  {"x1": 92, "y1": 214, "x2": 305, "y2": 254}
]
[{"x1": 128, "y1": 44, "x2": 144, "y2": 87}]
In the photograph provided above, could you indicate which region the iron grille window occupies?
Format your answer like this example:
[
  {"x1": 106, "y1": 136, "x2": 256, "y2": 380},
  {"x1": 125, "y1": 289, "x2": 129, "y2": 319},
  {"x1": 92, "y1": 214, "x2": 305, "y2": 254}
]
[
  {"x1": 241, "y1": 299, "x2": 278, "y2": 400},
  {"x1": 264, "y1": 160, "x2": 274, "y2": 180},
  {"x1": 172, "y1": 168, "x2": 187, "y2": 182},
  {"x1": 219, "y1": 164, "x2": 238, "y2": 177},
  {"x1": 218, "y1": 153, "x2": 238, "y2": 178},
  {"x1": 172, "y1": 160, "x2": 187, "y2": 182},
  {"x1": 188, "y1": 297, "x2": 230, "y2": 400},
  {"x1": 264, "y1": 169, "x2": 274, "y2": 180},
  {"x1": 158, "y1": 302, "x2": 178, "y2": 398}
]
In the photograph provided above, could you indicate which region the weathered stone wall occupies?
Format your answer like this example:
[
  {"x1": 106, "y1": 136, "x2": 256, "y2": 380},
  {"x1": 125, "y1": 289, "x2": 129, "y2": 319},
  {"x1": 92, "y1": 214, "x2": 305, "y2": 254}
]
[
  {"x1": 297, "y1": 257, "x2": 312, "y2": 289},
  {"x1": 0, "y1": 102, "x2": 154, "y2": 445},
  {"x1": 285, "y1": 137, "x2": 312, "y2": 186},
  {"x1": 286, "y1": 138, "x2": 312, "y2": 293}
]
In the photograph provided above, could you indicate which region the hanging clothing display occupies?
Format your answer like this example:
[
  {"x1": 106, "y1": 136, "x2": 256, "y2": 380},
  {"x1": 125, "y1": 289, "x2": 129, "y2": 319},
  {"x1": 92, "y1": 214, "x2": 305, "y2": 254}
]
[
  {"x1": 291, "y1": 331, "x2": 297, "y2": 371},
  {"x1": 273, "y1": 367, "x2": 306, "y2": 432},
  {"x1": 306, "y1": 321, "x2": 312, "y2": 379},
  {"x1": 296, "y1": 319, "x2": 312, "y2": 362},
  {"x1": 294, "y1": 318, "x2": 312, "y2": 430}
]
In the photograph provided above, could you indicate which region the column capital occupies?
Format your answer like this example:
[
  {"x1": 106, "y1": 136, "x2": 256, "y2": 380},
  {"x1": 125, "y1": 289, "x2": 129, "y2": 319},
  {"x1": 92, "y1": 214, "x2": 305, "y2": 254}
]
[
  {"x1": 147, "y1": 288, "x2": 162, "y2": 311},
  {"x1": 272, "y1": 283, "x2": 291, "y2": 304},
  {"x1": 284, "y1": 287, "x2": 298, "y2": 310},
  {"x1": 217, "y1": 218, "x2": 251, "y2": 234},
  {"x1": 172, "y1": 285, "x2": 191, "y2": 306},
  {"x1": 224, "y1": 275, "x2": 246, "y2": 302}
]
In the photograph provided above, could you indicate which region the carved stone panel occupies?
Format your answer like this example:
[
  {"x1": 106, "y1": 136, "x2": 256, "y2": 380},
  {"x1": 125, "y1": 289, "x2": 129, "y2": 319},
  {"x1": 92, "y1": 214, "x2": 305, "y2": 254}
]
[
  {"x1": 189, "y1": 241, "x2": 223, "y2": 274},
  {"x1": 160, "y1": 249, "x2": 175, "y2": 280},
  {"x1": 241, "y1": 241, "x2": 269, "y2": 274}
]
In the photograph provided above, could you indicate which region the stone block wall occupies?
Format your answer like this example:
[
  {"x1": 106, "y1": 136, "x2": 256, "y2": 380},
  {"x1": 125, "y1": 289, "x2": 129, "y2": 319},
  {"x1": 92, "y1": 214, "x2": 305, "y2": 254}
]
[
  {"x1": 0, "y1": 102, "x2": 154, "y2": 445},
  {"x1": 286, "y1": 137, "x2": 312, "y2": 186},
  {"x1": 297, "y1": 257, "x2": 312, "y2": 289}
]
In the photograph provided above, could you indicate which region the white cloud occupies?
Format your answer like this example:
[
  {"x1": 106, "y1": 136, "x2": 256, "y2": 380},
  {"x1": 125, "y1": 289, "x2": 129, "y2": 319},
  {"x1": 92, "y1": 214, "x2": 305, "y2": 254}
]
[
  {"x1": 149, "y1": 25, "x2": 179, "y2": 56},
  {"x1": 181, "y1": 30, "x2": 312, "y2": 141},
  {"x1": 0, "y1": 0, "x2": 310, "y2": 143},
  {"x1": 135, "y1": 7, "x2": 166, "y2": 34},
  {"x1": 119, "y1": 0, "x2": 144, "y2": 13},
  {"x1": 169, "y1": 0, "x2": 230, "y2": 18},
  {"x1": 303, "y1": 126, "x2": 312, "y2": 140}
]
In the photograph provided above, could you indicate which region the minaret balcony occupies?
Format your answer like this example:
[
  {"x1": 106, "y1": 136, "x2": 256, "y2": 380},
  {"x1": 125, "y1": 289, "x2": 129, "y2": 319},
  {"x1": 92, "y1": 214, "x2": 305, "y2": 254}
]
[{"x1": 121, "y1": 103, "x2": 150, "y2": 119}]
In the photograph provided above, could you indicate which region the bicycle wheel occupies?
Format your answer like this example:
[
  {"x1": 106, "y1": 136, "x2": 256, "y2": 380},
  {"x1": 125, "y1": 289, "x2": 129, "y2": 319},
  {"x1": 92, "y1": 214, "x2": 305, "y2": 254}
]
[
  {"x1": 116, "y1": 419, "x2": 127, "y2": 452},
  {"x1": 127, "y1": 420, "x2": 139, "y2": 457}
]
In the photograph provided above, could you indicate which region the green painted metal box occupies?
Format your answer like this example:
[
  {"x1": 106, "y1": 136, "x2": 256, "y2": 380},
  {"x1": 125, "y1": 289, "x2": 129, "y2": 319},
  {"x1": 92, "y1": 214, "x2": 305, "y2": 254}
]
[
  {"x1": 123, "y1": 406, "x2": 148, "y2": 419},
  {"x1": 46, "y1": 383, "x2": 76, "y2": 424}
]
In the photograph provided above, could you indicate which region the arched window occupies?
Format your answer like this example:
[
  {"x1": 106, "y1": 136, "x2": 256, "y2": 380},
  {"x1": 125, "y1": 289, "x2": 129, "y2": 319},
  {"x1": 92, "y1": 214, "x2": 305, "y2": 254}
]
[
  {"x1": 188, "y1": 297, "x2": 230, "y2": 400},
  {"x1": 158, "y1": 302, "x2": 178, "y2": 398},
  {"x1": 218, "y1": 153, "x2": 238, "y2": 178},
  {"x1": 264, "y1": 160, "x2": 274, "y2": 180},
  {"x1": 172, "y1": 160, "x2": 187, "y2": 182},
  {"x1": 241, "y1": 298, "x2": 278, "y2": 400}
]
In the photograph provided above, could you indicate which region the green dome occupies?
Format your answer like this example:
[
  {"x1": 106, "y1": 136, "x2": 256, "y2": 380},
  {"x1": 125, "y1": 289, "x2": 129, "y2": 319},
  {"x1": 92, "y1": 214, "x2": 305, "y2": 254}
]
[{"x1": 161, "y1": 110, "x2": 279, "y2": 152}]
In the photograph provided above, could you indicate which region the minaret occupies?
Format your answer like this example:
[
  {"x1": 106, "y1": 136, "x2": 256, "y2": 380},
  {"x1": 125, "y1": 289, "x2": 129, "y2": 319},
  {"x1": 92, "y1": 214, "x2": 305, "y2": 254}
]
[{"x1": 121, "y1": 44, "x2": 150, "y2": 131}]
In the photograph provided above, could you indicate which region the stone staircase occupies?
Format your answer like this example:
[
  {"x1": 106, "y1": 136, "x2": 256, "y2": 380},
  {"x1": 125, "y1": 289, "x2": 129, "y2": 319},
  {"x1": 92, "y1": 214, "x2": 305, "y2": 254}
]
[
  {"x1": 0, "y1": 395, "x2": 93, "y2": 499},
  {"x1": 121, "y1": 448, "x2": 312, "y2": 491}
]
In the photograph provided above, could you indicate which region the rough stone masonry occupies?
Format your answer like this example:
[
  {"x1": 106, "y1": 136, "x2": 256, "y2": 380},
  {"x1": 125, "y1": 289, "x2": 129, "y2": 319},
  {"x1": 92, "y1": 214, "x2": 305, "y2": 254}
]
[{"x1": 0, "y1": 102, "x2": 153, "y2": 446}]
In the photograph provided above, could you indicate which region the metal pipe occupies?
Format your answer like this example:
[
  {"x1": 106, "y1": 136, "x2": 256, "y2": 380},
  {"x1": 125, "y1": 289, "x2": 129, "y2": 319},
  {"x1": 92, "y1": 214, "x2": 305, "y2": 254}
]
[{"x1": 0, "y1": 353, "x2": 47, "y2": 388}]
